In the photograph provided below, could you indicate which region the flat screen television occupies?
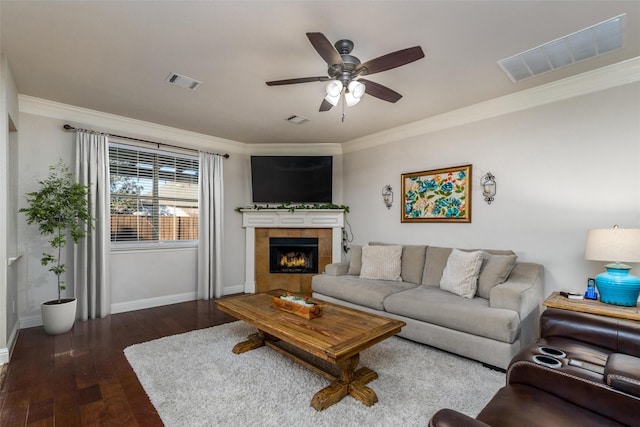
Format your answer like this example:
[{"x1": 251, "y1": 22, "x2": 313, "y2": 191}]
[{"x1": 250, "y1": 156, "x2": 333, "y2": 203}]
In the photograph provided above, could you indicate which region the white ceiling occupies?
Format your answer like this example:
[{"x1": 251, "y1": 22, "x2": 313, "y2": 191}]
[{"x1": 2, "y1": 1, "x2": 639, "y2": 145}]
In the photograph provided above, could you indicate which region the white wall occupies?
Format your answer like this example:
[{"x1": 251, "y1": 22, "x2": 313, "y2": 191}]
[{"x1": 342, "y1": 82, "x2": 640, "y2": 295}]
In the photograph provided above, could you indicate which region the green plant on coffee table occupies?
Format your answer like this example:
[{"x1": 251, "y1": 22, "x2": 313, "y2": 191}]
[{"x1": 20, "y1": 160, "x2": 95, "y2": 303}]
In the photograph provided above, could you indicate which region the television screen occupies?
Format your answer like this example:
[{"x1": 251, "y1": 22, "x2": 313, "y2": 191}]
[{"x1": 250, "y1": 156, "x2": 333, "y2": 203}]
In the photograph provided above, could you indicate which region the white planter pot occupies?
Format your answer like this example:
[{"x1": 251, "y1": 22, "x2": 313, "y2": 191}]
[{"x1": 41, "y1": 298, "x2": 77, "y2": 335}]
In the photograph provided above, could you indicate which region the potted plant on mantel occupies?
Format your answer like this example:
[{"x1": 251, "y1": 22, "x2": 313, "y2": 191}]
[{"x1": 20, "y1": 160, "x2": 94, "y2": 335}]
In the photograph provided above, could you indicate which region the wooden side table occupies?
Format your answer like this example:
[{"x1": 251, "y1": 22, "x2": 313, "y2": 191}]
[{"x1": 544, "y1": 291, "x2": 640, "y2": 322}]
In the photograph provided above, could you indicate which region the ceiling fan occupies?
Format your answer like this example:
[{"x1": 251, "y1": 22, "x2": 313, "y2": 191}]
[{"x1": 266, "y1": 32, "x2": 425, "y2": 113}]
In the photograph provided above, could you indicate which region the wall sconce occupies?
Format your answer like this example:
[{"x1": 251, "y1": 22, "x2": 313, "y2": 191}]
[
  {"x1": 382, "y1": 185, "x2": 393, "y2": 209},
  {"x1": 481, "y1": 172, "x2": 496, "y2": 204}
]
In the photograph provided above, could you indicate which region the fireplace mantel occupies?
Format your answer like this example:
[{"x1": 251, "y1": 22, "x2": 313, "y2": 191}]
[{"x1": 242, "y1": 209, "x2": 345, "y2": 293}]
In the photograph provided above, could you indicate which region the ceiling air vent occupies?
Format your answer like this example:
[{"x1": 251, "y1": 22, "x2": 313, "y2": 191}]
[
  {"x1": 165, "y1": 72, "x2": 202, "y2": 90},
  {"x1": 498, "y1": 14, "x2": 625, "y2": 82},
  {"x1": 286, "y1": 115, "x2": 309, "y2": 125}
]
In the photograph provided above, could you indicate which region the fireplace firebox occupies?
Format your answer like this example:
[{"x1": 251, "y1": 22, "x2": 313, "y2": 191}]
[{"x1": 269, "y1": 237, "x2": 319, "y2": 274}]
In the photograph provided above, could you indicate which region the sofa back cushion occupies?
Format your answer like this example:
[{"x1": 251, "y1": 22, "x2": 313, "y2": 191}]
[
  {"x1": 369, "y1": 242, "x2": 427, "y2": 285},
  {"x1": 477, "y1": 252, "x2": 518, "y2": 299},
  {"x1": 347, "y1": 245, "x2": 363, "y2": 275},
  {"x1": 422, "y1": 246, "x2": 453, "y2": 286}
]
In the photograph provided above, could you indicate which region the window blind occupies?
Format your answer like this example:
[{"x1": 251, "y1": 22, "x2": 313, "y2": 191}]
[{"x1": 109, "y1": 143, "x2": 199, "y2": 245}]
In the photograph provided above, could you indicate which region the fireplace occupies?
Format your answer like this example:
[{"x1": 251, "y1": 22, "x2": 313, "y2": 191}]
[
  {"x1": 242, "y1": 209, "x2": 345, "y2": 294},
  {"x1": 269, "y1": 237, "x2": 318, "y2": 274}
]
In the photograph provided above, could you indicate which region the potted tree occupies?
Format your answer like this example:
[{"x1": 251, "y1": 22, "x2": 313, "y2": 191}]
[{"x1": 20, "y1": 160, "x2": 94, "y2": 335}]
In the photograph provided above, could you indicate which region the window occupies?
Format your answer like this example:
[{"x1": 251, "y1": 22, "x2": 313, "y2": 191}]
[{"x1": 109, "y1": 143, "x2": 199, "y2": 246}]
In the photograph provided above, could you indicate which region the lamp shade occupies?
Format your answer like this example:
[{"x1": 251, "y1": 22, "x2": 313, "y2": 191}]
[
  {"x1": 325, "y1": 80, "x2": 343, "y2": 97},
  {"x1": 348, "y1": 80, "x2": 365, "y2": 98},
  {"x1": 584, "y1": 228, "x2": 640, "y2": 263},
  {"x1": 344, "y1": 91, "x2": 361, "y2": 107}
]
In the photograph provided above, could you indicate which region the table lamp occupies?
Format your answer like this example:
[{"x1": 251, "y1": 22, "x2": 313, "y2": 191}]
[{"x1": 584, "y1": 227, "x2": 640, "y2": 306}]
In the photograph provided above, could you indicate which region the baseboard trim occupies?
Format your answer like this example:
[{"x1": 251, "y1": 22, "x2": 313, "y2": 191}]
[
  {"x1": 1, "y1": 322, "x2": 21, "y2": 364},
  {"x1": 18, "y1": 288, "x2": 245, "y2": 332},
  {"x1": 223, "y1": 284, "x2": 245, "y2": 295},
  {"x1": 111, "y1": 292, "x2": 197, "y2": 314}
]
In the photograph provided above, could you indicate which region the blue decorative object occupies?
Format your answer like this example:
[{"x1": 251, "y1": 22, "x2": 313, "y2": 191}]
[{"x1": 594, "y1": 264, "x2": 640, "y2": 306}]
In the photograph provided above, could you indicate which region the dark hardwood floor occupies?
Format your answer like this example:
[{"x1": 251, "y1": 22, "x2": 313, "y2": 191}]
[{"x1": 0, "y1": 299, "x2": 237, "y2": 426}]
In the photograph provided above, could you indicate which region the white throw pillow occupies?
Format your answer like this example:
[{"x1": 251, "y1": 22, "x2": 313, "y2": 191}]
[
  {"x1": 440, "y1": 249, "x2": 484, "y2": 298},
  {"x1": 359, "y1": 245, "x2": 403, "y2": 281}
]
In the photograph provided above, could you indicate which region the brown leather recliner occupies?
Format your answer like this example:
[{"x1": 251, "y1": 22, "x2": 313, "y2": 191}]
[{"x1": 429, "y1": 308, "x2": 640, "y2": 427}]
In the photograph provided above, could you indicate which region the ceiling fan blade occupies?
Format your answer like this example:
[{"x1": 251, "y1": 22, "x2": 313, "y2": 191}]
[
  {"x1": 266, "y1": 76, "x2": 329, "y2": 86},
  {"x1": 319, "y1": 98, "x2": 334, "y2": 112},
  {"x1": 360, "y1": 79, "x2": 402, "y2": 103},
  {"x1": 357, "y1": 46, "x2": 425, "y2": 76},
  {"x1": 306, "y1": 32, "x2": 343, "y2": 66}
]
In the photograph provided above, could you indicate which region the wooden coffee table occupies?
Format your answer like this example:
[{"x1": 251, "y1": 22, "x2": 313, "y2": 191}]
[{"x1": 215, "y1": 290, "x2": 405, "y2": 411}]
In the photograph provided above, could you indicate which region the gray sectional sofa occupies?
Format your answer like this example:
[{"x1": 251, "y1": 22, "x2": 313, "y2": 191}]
[{"x1": 311, "y1": 243, "x2": 545, "y2": 370}]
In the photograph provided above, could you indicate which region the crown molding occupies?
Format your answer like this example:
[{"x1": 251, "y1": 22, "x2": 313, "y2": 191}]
[
  {"x1": 342, "y1": 56, "x2": 640, "y2": 153},
  {"x1": 18, "y1": 95, "x2": 248, "y2": 155},
  {"x1": 246, "y1": 143, "x2": 343, "y2": 156}
]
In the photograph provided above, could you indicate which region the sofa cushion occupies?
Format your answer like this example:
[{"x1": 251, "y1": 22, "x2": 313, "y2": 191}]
[
  {"x1": 383, "y1": 286, "x2": 521, "y2": 343},
  {"x1": 400, "y1": 245, "x2": 427, "y2": 285},
  {"x1": 477, "y1": 252, "x2": 518, "y2": 299},
  {"x1": 440, "y1": 249, "x2": 485, "y2": 299},
  {"x1": 359, "y1": 245, "x2": 403, "y2": 281},
  {"x1": 311, "y1": 274, "x2": 418, "y2": 311},
  {"x1": 347, "y1": 245, "x2": 362, "y2": 275}
]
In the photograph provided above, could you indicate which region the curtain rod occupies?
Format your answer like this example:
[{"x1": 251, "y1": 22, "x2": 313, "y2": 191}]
[{"x1": 63, "y1": 124, "x2": 230, "y2": 158}]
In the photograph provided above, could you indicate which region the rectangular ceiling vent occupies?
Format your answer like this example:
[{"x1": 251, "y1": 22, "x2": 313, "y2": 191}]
[
  {"x1": 165, "y1": 72, "x2": 202, "y2": 90},
  {"x1": 498, "y1": 14, "x2": 625, "y2": 82},
  {"x1": 286, "y1": 115, "x2": 309, "y2": 125}
]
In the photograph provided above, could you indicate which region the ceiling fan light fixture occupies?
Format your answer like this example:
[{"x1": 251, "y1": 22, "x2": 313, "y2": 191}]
[
  {"x1": 344, "y1": 91, "x2": 361, "y2": 107},
  {"x1": 348, "y1": 80, "x2": 365, "y2": 99},
  {"x1": 325, "y1": 93, "x2": 341, "y2": 106},
  {"x1": 325, "y1": 80, "x2": 344, "y2": 97}
]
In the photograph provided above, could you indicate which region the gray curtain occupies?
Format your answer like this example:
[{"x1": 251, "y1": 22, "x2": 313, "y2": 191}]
[
  {"x1": 197, "y1": 152, "x2": 224, "y2": 299},
  {"x1": 74, "y1": 130, "x2": 111, "y2": 319}
]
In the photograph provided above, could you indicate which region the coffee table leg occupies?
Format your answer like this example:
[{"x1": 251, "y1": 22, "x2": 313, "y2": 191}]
[
  {"x1": 232, "y1": 332, "x2": 265, "y2": 354},
  {"x1": 310, "y1": 354, "x2": 379, "y2": 411},
  {"x1": 348, "y1": 367, "x2": 379, "y2": 407}
]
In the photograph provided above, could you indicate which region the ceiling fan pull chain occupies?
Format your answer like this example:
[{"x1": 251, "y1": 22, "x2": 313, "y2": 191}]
[{"x1": 341, "y1": 94, "x2": 346, "y2": 122}]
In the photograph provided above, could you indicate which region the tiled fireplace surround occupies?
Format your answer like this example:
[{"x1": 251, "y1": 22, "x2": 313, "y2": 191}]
[{"x1": 242, "y1": 210, "x2": 345, "y2": 294}]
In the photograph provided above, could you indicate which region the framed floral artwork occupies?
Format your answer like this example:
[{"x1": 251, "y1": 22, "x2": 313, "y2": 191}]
[{"x1": 401, "y1": 164, "x2": 472, "y2": 223}]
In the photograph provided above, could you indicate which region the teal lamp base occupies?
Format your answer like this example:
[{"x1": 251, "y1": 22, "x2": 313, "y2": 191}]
[{"x1": 594, "y1": 263, "x2": 640, "y2": 307}]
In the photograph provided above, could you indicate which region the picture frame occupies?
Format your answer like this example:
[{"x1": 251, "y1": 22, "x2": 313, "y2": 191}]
[{"x1": 401, "y1": 164, "x2": 472, "y2": 223}]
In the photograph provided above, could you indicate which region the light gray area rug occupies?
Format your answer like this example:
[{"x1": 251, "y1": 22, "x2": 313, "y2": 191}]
[{"x1": 124, "y1": 321, "x2": 505, "y2": 427}]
